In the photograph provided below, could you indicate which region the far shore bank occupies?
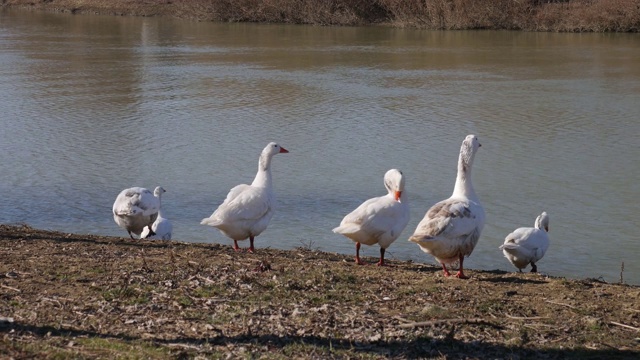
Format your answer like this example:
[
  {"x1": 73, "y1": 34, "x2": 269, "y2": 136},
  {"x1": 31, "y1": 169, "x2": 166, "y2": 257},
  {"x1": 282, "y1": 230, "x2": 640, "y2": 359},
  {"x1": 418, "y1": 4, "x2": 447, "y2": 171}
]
[{"x1": 3, "y1": 0, "x2": 640, "y2": 32}]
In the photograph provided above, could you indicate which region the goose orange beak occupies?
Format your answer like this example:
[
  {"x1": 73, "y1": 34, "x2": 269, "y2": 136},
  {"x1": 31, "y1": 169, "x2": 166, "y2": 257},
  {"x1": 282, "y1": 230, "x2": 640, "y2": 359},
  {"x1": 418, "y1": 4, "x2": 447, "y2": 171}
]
[
  {"x1": 280, "y1": 147, "x2": 289, "y2": 153},
  {"x1": 394, "y1": 191, "x2": 401, "y2": 201}
]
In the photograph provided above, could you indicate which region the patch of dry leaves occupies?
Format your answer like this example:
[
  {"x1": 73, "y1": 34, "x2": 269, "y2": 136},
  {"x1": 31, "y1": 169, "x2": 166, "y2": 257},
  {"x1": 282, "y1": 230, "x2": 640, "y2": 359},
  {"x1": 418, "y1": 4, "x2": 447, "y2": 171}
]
[{"x1": 1, "y1": 225, "x2": 639, "y2": 359}]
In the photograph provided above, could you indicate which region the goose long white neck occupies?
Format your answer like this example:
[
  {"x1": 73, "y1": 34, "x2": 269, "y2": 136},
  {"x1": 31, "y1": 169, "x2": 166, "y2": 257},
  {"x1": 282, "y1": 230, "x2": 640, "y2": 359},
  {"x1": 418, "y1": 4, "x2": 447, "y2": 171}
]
[
  {"x1": 535, "y1": 217, "x2": 543, "y2": 230},
  {"x1": 452, "y1": 147, "x2": 478, "y2": 200},
  {"x1": 251, "y1": 153, "x2": 273, "y2": 188}
]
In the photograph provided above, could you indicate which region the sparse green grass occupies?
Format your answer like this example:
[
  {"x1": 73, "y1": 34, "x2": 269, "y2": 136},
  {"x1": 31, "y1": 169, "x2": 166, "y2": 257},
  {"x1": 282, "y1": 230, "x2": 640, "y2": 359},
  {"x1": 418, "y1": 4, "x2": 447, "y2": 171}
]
[
  {"x1": 76, "y1": 338, "x2": 173, "y2": 359},
  {"x1": 102, "y1": 286, "x2": 150, "y2": 305},
  {"x1": 177, "y1": 295, "x2": 193, "y2": 307},
  {"x1": 419, "y1": 304, "x2": 451, "y2": 318},
  {"x1": 192, "y1": 285, "x2": 224, "y2": 298}
]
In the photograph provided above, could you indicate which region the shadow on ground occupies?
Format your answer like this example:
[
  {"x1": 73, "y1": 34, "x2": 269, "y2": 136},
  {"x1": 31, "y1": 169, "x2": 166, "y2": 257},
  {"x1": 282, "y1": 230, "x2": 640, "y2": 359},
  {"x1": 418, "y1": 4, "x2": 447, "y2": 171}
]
[{"x1": 1, "y1": 321, "x2": 637, "y2": 359}]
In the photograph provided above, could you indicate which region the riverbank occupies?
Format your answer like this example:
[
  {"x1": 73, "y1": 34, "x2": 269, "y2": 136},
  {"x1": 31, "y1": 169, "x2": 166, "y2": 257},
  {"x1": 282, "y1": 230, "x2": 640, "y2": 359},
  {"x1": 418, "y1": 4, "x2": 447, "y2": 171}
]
[
  {"x1": 3, "y1": 0, "x2": 640, "y2": 32},
  {"x1": 1, "y1": 224, "x2": 639, "y2": 358}
]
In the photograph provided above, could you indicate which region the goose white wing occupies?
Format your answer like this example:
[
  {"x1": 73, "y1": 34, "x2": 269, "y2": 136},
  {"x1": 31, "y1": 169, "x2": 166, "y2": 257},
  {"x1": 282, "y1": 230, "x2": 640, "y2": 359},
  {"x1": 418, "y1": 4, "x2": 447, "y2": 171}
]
[
  {"x1": 503, "y1": 227, "x2": 537, "y2": 246},
  {"x1": 335, "y1": 196, "x2": 408, "y2": 240},
  {"x1": 206, "y1": 184, "x2": 270, "y2": 224},
  {"x1": 410, "y1": 198, "x2": 480, "y2": 242},
  {"x1": 336, "y1": 196, "x2": 385, "y2": 228},
  {"x1": 501, "y1": 228, "x2": 548, "y2": 262},
  {"x1": 221, "y1": 186, "x2": 271, "y2": 222},
  {"x1": 113, "y1": 187, "x2": 159, "y2": 217}
]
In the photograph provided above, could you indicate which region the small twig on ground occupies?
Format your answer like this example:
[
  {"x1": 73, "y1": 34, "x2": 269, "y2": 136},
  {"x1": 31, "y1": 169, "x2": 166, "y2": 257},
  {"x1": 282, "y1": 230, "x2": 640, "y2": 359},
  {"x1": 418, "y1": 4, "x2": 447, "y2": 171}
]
[
  {"x1": 505, "y1": 314, "x2": 549, "y2": 320},
  {"x1": 41, "y1": 297, "x2": 63, "y2": 306},
  {"x1": 397, "y1": 318, "x2": 496, "y2": 328},
  {"x1": 393, "y1": 316, "x2": 412, "y2": 323},
  {"x1": 298, "y1": 238, "x2": 317, "y2": 251},
  {"x1": 609, "y1": 321, "x2": 640, "y2": 332},
  {"x1": 524, "y1": 323, "x2": 557, "y2": 330},
  {"x1": 545, "y1": 300, "x2": 576, "y2": 309},
  {"x1": 165, "y1": 343, "x2": 202, "y2": 350},
  {"x1": 0, "y1": 284, "x2": 21, "y2": 292}
]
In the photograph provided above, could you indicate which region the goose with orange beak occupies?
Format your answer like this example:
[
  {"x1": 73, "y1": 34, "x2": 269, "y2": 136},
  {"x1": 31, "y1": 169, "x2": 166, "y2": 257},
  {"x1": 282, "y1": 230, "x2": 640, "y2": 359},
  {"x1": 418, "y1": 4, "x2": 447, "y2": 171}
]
[
  {"x1": 409, "y1": 135, "x2": 485, "y2": 279},
  {"x1": 333, "y1": 169, "x2": 410, "y2": 266},
  {"x1": 201, "y1": 142, "x2": 289, "y2": 253}
]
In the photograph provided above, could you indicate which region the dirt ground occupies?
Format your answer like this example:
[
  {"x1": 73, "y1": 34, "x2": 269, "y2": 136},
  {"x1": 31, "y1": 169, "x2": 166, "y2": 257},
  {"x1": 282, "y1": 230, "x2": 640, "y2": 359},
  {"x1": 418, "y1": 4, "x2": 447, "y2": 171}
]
[{"x1": 1, "y1": 224, "x2": 639, "y2": 359}]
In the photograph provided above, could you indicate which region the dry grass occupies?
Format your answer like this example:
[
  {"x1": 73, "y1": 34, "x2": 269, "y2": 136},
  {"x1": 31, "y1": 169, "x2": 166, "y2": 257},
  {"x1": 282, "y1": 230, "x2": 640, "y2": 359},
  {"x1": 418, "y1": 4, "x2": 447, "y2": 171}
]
[
  {"x1": 1, "y1": 225, "x2": 639, "y2": 358},
  {"x1": 3, "y1": 0, "x2": 640, "y2": 31}
]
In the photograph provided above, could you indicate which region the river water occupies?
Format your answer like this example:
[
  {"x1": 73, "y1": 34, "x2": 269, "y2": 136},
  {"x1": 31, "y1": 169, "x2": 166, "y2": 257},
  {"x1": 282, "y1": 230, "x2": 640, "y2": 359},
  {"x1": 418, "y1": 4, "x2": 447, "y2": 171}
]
[{"x1": 1, "y1": 10, "x2": 639, "y2": 284}]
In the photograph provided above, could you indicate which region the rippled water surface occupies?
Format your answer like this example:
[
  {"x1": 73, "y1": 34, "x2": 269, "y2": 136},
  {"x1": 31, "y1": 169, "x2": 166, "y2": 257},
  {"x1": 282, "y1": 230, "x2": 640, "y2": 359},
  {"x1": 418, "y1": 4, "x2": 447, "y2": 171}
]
[{"x1": 1, "y1": 10, "x2": 639, "y2": 284}]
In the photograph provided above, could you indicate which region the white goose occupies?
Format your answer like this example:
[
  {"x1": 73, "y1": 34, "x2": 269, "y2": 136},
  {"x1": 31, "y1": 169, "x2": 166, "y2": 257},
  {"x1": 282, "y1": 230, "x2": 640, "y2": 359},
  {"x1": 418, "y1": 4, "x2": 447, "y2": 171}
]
[
  {"x1": 333, "y1": 169, "x2": 410, "y2": 266},
  {"x1": 113, "y1": 186, "x2": 161, "y2": 239},
  {"x1": 201, "y1": 142, "x2": 289, "y2": 253},
  {"x1": 500, "y1": 212, "x2": 550, "y2": 273},
  {"x1": 141, "y1": 187, "x2": 173, "y2": 240},
  {"x1": 409, "y1": 135, "x2": 485, "y2": 279}
]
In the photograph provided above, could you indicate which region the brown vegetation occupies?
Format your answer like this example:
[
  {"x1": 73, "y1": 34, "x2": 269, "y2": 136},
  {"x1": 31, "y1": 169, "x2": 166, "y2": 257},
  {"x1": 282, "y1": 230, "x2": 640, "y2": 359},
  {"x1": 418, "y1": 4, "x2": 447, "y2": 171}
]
[
  {"x1": 3, "y1": 0, "x2": 640, "y2": 32},
  {"x1": 1, "y1": 225, "x2": 639, "y2": 358}
]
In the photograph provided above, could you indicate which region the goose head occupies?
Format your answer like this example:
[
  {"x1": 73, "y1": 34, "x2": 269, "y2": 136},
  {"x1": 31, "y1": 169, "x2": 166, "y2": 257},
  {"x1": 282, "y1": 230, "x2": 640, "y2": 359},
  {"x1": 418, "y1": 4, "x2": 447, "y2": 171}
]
[
  {"x1": 384, "y1": 169, "x2": 405, "y2": 201},
  {"x1": 535, "y1": 211, "x2": 550, "y2": 232},
  {"x1": 259, "y1": 142, "x2": 289, "y2": 170},
  {"x1": 459, "y1": 134, "x2": 481, "y2": 172},
  {"x1": 263, "y1": 142, "x2": 289, "y2": 156},
  {"x1": 153, "y1": 186, "x2": 166, "y2": 198}
]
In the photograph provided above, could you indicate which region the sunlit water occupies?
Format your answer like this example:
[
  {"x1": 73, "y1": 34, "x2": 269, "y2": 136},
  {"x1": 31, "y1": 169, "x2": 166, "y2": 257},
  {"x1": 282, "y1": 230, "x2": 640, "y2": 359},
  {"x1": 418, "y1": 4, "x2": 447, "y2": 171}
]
[{"x1": 1, "y1": 10, "x2": 639, "y2": 284}]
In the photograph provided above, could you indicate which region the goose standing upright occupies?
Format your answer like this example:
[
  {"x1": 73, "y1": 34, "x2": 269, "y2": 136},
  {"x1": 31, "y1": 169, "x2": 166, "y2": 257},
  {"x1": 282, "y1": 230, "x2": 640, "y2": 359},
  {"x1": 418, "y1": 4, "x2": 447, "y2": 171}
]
[
  {"x1": 409, "y1": 135, "x2": 485, "y2": 279},
  {"x1": 113, "y1": 186, "x2": 161, "y2": 239},
  {"x1": 141, "y1": 187, "x2": 173, "y2": 240},
  {"x1": 333, "y1": 169, "x2": 410, "y2": 266},
  {"x1": 500, "y1": 211, "x2": 550, "y2": 273},
  {"x1": 201, "y1": 142, "x2": 289, "y2": 253}
]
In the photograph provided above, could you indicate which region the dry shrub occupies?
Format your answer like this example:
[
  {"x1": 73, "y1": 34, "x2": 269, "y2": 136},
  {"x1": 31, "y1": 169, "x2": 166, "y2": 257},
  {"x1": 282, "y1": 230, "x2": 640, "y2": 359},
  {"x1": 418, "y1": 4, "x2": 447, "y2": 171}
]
[
  {"x1": 377, "y1": 0, "x2": 534, "y2": 29},
  {"x1": 378, "y1": 0, "x2": 640, "y2": 31},
  {"x1": 3, "y1": 0, "x2": 640, "y2": 31},
  {"x1": 176, "y1": 0, "x2": 388, "y2": 26},
  {"x1": 535, "y1": 0, "x2": 640, "y2": 32}
]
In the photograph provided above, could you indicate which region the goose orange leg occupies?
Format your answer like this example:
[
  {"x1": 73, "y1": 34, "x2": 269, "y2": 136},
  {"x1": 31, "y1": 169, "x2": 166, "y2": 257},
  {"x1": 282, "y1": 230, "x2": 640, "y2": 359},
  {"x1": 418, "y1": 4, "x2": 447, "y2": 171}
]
[
  {"x1": 355, "y1": 242, "x2": 366, "y2": 265},
  {"x1": 376, "y1": 248, "x2": 390, "y2": 267},
  {"x1": 233, "y1": 240, "x2": 241, "y2": 252},
  {"x1": 248, "y1": 236, "x2": 255, "y2": 253},
  {"x1": 454, "y1": 254, "x2": 469, "y2": 279},
  {"x1": 441, "y1": 263, "x2": 452, "y2": 277}
]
